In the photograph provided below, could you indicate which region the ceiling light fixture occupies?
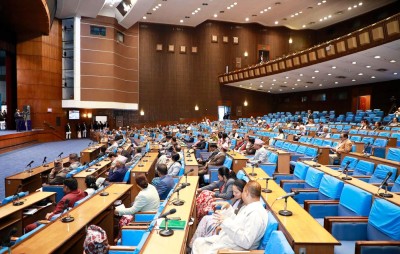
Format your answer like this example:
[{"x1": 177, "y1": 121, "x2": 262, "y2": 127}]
[
  {"x1": 214, "y1": 14, "x2": 218, "y2": 18},
  {"x1": 352, "y1": 61, "x2": 357, "y2": 64},
  {"x1": 288, "y1": 37, "x2": 293, "y2": 44},
  {"x1": 374, "y1": 55, "x2": 381, "y2": 59},
  {"x1": 366, "y1": 65, "x2": 371, "y2": 68},
  {"x1": 274, "y1": 21, "x2": 279, "y2": 25},
  {"x1": 390, "y1": 60, "x2": 396, "y2": 63},
  {"x1": 245, "y1": 17, "x2": 249, "y2": 21}
]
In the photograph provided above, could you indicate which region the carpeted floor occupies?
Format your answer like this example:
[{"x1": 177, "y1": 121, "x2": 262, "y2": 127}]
[{"x1": 0, "y1": 138, "x2": 91, "y2": 200}]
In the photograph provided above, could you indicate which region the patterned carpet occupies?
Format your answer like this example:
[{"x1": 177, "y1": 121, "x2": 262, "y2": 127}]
[{"x1": 0, "y1": 138, "x2": 91, "y2": 200}]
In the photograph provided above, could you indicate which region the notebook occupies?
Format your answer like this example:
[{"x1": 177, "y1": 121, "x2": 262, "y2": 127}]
[{"x1": 159, "y1": 220, "x2": 186, "y2": 230}]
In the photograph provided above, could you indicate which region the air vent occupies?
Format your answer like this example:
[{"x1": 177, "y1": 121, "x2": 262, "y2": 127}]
[
  {"x1": 202, "y1": 3, "x2": 208, "y2": 5},
  {"x1": 335, "y1": 76, "x2": 346, "y2": 79},
  {"x1": 306, "y1": 81, "x2": 313, "y2": 84},
  {"x1": 146, "y1": 12, "x2": 152, "y2": 15},
  {"x1": 280, "y1": 85, "x2": 287, "y2": 88},
  {"x1": 185, "y1": 16, "x2": 190, "y2": 18},
  {"x1": 220, "y1": 10, "x2": 224, "y2": 13},
  {"x1": 307, "y1": 6, "x2": 313, "y2": 9},
  {"x1": 252, "y1": 14, "x2": 257, "y2": 17},
  {"x1": 275, "y1": 2, "x2": 281, "y2": 5},
  {"x1": 376, "y1": 68, "x2": 387, "y2": 72},
  {"x1": 335, "y1": 11, "x2": 344, "y2": 15}
]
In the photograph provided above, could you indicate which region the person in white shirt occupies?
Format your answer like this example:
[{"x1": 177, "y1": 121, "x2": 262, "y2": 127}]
[
  {"x1": 192, "y1": 180, "x2": 268, "y2": 254},
  {"x1": 167, "y1": 153, "x2": 181, "y2": 176},
  {"x1": 248, "y1": 139, "x2": 268, "y2": 164}
]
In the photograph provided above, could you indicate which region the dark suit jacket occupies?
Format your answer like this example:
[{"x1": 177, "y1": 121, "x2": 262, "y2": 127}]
[{"x1": 209, "y1": 152, "x2": 226, "y2": 166}]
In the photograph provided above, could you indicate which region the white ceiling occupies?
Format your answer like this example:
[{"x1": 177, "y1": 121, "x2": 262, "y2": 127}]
[{"x1": 225, "y1": 40, "x2": 400, "y2": 94}]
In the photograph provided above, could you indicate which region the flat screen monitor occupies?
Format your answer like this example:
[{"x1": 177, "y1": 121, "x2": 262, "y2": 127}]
[{"x1": 69, "y1": 110, "x2": 80, "y2": 120}]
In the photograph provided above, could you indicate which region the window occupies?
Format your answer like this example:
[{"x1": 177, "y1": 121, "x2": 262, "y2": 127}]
[
  {"x1": 116, "y1": 31, "x2": 124, "y2": 43},
  {"x1": 90, "y1": 26, "x2": 106, "y2": 36}
]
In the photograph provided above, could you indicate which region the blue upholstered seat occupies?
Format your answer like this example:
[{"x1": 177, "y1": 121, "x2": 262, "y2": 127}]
[
  {"x1": 352, "y1": 160, "x2": 375, "y2": 176},
  {"x1": 265, "y1": 231, "x2": 295, "y2": 254},
  {"x1": 386, "y1": 148, "x2": 400, "y2": 162},
  {"x1": 274, "y1": 161, "x2": 309, "y2": 184},
  {"x1": 330, "y1": 156, "x2": 358, "y2": 171},
  {"x1": 368, "y1": 164, "x2": 397, "y2": 184},
  {"x1": 281, "y1": 167, "x2": 324, "y2": 192},
  {"x1": 1, "y1": 191, "x2": 29, "y2": 205},
  {"x1": 258, "y1": 211, "x2": 279, "y2": 250}
]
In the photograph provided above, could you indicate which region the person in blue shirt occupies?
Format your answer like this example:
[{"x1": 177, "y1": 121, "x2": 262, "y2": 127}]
[
  {"x1": 108, "y1": 156, "x2": 128, "y2": 182},
  {"x1": 154, "y1": 164, "x2": 175, "y2": 200}
]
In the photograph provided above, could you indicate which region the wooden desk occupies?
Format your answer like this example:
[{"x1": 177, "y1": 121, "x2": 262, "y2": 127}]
[
  {"x1": 184, "y1": 149, "x2": 199, "y2": 176},
  {"x1": 80, "y1": 144, "x2": 104, "y2": 164},
  {"x1": 227, "y1": 151, "x2": 248, "y2": 173},
  {"x1": 244, "y1": 167, "x2": 340, "y2": 254},
  {"x1": 265, "y1": 147, "x2": 292, "y2": 173},
  {"x1": 347, "y1": 152, "x2": 400, "y2": 174},
  {"x1": 121, "y1": 139, "x2": 132, "y2": 153},
  {"x1": 11, "y1": 184, "x2": 132, "y2": 254},
  {"x1": 141, "y1": 176, "x2": 198, "y2": 254},
  {"x1": 150, "y1": 142, "x2": 160, "y2": 152},
  {"x1": 130, "y1": 152, "x2": 158, "y2": 200},
  {"x1": 0, "y1": 191, "x2": 56, "y2": 236},
  {"x1": 74, "y1": 158, "x2": 111, "y2": 190},
  {"x1": 5, "y1": 157, "x2": 69, "y2": 197},
  {"x1": 303, "y1": 161, "x2": 400, "y2": 207}
]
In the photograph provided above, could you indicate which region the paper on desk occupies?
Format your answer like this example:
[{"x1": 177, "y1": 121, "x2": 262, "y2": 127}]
[
  {"x1": 115, "y1": 204, "x2": 126, "y2": 210},
  {"x1": 23, "y1": 208, "x2": 38, "y2": 215},
  {"x1": 154, "y1": 218, "x2": 164, "y2": 230}
]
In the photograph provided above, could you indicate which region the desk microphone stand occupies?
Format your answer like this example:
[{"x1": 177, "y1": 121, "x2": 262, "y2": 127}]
[
  {"x1": 13, "y1": 195, "x2": 24, "y2": 206},
  {"x1": 249, "y1": 163, "x2": 257, "y2": 177},
  {"x1": 61, "y1": 211, "x2": 74, "y2": 223},
  {"x1": 262, "y1": 178, "x2": 273, "y2": 193},
  {"x1": 378, "y1": 182, "x2": 393, "y2": 198},
  {"x1": 99, "y1": 181, "x2": 109, "y2": 196},
  {"x1": 159, "y1": 217, "x2": 174, "y2": 237},
  {"x1": 172, "y1": 190, "x2": 185, "y2": 206},
  {"x1": 341, "y1": 169, "x2": 352, "y2": 180},
  {"x1": 184, "y1": 174, "x2": 190, "y2": 186},
  {"x1": 278, "y1": 197, "x2": 293, "y2": 216}
]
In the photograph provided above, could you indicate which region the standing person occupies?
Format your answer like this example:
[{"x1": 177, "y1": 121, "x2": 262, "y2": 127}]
[
  {"x1": 82, "y1": 122, "x2": 87, "y2": 138},
  {"x1": 14, "y1": 109, "x2": 23, "y2": 132},
  {"x1": 65, "y1": 122, "x2": 71, "y2": 139},
  {"x1": 76, "y1": 122, "x2": 82, "y2": 138}
]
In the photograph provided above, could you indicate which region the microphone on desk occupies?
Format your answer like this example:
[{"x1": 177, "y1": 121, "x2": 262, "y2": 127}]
[
  {"x1": 61, "y1": 199, "x2": 74, "y2": 223},
  {"x1": 341, "y1": 161, "x2": 352, "y2": 180},
  {"x1": 26, "y1": 160, "x2": 34, "y2": 168},
  {"x1": 258, "y1": 177, "x2": 276, "y2": 193},
  {"x1": 376, "y1": 171, "x2": 393, "y2": 198},
  {"x1": 88, "y1": 142, "x2": 92, "y2": 147},
  {"x1": 99, "y1": 179, "x2": 109, "y2": 196},
  {"x1": 13, "y1": 184, "x2": 24, "y2": 206},
  {"x1": 249, "y1": 160, "x2": 261, "y2": 177},
  {"x1": 42, "y1": 156, "x2": 49, "y2": 167},
  {"x1": 183, "y1": 168, "x2": 194, "y2": 186},
  {"x1": 312, "y1": 152, "x2": 322, "y2": 167},
  {"x1": 158, "y1": 208, "x2": 177, "y2": 219},
  {"x1": 57, "y1": 152, "x2": 64, "y2": 159},
  {"x1": 276, "y1": 191, "x2": 299, "y2": 217},
  {"x1": 172, "y1": 184, "x2": 186, "y2": 206}
]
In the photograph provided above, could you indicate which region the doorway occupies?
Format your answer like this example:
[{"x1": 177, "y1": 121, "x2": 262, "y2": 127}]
[
  {"x1": 357, "y1": 95, "x2": 371, "y2": 111},
  {"x1": 218, "y1": 106, "x2": 231, "y2": 121}
]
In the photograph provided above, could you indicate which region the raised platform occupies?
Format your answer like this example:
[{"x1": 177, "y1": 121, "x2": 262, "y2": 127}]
[{"x1": 0, "y1": 129, "x2": 64, "y2": 154}]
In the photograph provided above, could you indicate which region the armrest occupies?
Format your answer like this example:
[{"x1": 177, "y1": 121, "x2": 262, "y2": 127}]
[
  {"x1": 356, "y1": 241, "x2": 400, "y2": 254},
  {"x1": 273, "y1": 173, "x2": 293, "y2": 177},
  {"x1": 127, "y1": 222, "x2": 151, "y2": 226},
  {"x1": 324, "y1": 216, "x2": 368, "y2": 231},
  {"x1": 122, "y1": 225, "x2": 149, "y2": 230},
  {"x1": 352, "y1": 175, "x2": 371, "y2": 179},
  {"x1": 109, "y1": 246, "x2": 137, "y2": 251},
  {"x1": 280, "y1": 179, "x2": 305, "y2": 187},
  {"x1": 292, "y1": 188, "x2": 318, "y2": 193},
  {"x1": 10, "y1": 236, "x2": 19, "y2": 242},
  {"x1": 38, "y1": 220, "x2": 51, "y2": 224},
  {"x1": 304, "y1": 200, "x2": 339, "y2": 213}
]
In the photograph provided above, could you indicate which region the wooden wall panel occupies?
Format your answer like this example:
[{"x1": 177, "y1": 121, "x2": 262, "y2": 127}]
[
  {"x1": 16, "y1": 19, "x2": 63, "y2": 136},
  {"x1": 80, "y1": 17, "x2": 138, "y2": 104}
]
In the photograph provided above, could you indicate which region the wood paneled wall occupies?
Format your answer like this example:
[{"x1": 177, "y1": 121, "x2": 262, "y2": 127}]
[
  {"x1": 80, "y1": 16, "x2": 139, "y2": 104},
  {"x1": 16, "y1": 19, "x2": 63, "y2": 136}
]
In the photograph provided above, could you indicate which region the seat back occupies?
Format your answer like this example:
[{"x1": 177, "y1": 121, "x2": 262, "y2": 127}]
[
  {"x1": 288, "y1": 143, "x2": 298, "y2": 152},
  {"x1": 293, "y1": 162, "x2": 309, "y2": 180},
  {"x1": 296, "y1": 145, "x2": 307, "y2": 154},
  {"x1": 350, "y1": 135, "x2": 362, "y2": 142},
  {"x1": 282, "y1": 142, "x2": 291, "y2": 151},
  {"x1": 258, "y1": 211, "x2": 279, "y2": 250},
  {"x1": 1, "y1": 191, "x2": 29, "y2": 205},
  {"x1": 368, "y1": 198, "x2": 400, "y2": 241},
  {"x1": 353, "y1": 160, "x2": 375, "y2": 176},
  {"x1": 331, "y1": 133, "x2": 341, "y2": 139},
  {"x1": 361, "y1": 137, "x2": 374, "y2": 145},
  {"x1": 304, "y1": 147, "x2": 318, "y2": 157},
  {"x1": 313, "y1": 139, "x2": 323, "y2": 146},
  {"x1": 267, "y1": 153, "x2": 278, "y2": 163},
  {"x1": 386, "y1": 148, "x2": 400, "y2": 162},
  {"x1": 42, "y1": 185, "x2": 65, "y2": 203},
  {"x1": 322, "y1": 140, "x2": 332, "y2": 147},
  {"x1": 121, "y1": 230, "x2": 149, "y2": 246},
  {"x1": 378, "y1": 132, "x2": 390, "y2": 137},
  {"x1": 368, "y1": 164, "x2": 397, "y2": 183},
  {"x1": 373, "y1": 138, "x2": 387, "y2": 147},
  {"x1": 223, "y1": 156, "x2": 233, "y2": 169},
  {"x1": 265, "y1": 231, "x2": 295, "y2": 254},
  {"x1": 274, "y1": 140, "x2": 284, "y2": 148},
  {"x1": 338, "y1": 185, "x2": 372, "y2": 216},
  {"x1": 339, "y1": 156, "x2": 358, "y2": 170},
  {"x1": 304, "y1": 167, "x2": 324, "y2": 188},
  {"x1": 318, "y1": 175, "x2": 344, "y2": 200}
]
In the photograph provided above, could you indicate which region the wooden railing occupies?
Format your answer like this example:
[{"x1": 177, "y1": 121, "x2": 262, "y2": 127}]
[{"x1": 218, "y1": 13, "x2": 400, "y2": 84}]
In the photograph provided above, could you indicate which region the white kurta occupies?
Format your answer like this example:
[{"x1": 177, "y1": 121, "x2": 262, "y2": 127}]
[
  {"x1": 192, "y1": 201, "x2": 268, "y2": 254},
  {"x1": 249, "y1": 147, "x2": 268, "y2": 164}
]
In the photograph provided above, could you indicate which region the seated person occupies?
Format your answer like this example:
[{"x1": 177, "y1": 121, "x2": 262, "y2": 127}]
[
  {"x1": 167, "y1": 153, "x2": 182, "y2": 176},
  {"x1": 152, "y1": 164, "x2": 175, "y2": 200},
  {"x1": 115, "y1": 175, "x2": 160, "y2": 237},
  {"x1": 242, "y1": 137, "x2": 256, "y2": 155},
  {"x1": 190, "y1": 179, "x2": 246, "y2": 248},
  {"x1": 198, "y1": 144, "x2": 219, "y2": 165},
  {"x1": 107, "y1": 156, "x2": 128, "y2": 182},
  {"x1": 192, "y1": 180, "x2": 268, "y2": 254},
  {"x1": 389, "y1": 117, "x2": 399, "y2": 127},
  {"x1": 193, "y1": 135, "x2": 206, "y2": 150},
  {"x1": 46, "y1": 160, "x2": 68, "y2": 185},
  {"x1": 185, "y1": 133, "x2": 195, "y2": 143},
  {"x1": 98, "y1": 146, "x2": 107, "y2": 157},
  {"x1": 198, "y1": 144, "x2": 228, "y2": 186},
  {"x1": 329, "y1": 132, "x2": 353, "y2": 164},
  {"x1": 248, "y1": 139, "x2": 268, "y2": 164},
  {"x1": 196, "y1": 167, "x2": 236, "y2": 221},
  {"x1": 66, "y1": 153, "x2": 81, "y2": 171},
  {"x1": 25, "y1": 178, "x2": 85, "y2": 232},
  {"x1": 84, "y1": 175, "x2": 99, "y2": 196},
  {"x1": 373, "y1": 121, "x2": 384, "y2": 130},
  {"x1": 83, "y1": 224, "x2": 109, "y2": 254}
]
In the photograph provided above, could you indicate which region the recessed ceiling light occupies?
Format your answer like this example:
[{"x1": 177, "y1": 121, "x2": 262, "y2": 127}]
[
  {"x1": 153, "y1": 8, "x2": 156, "y2": 11},
  {"x1": 299, "y1": 74, "x2": 303, "y2": 76},
  {"x1": 317, "y1": 2, "x2": 321, "y2": 6},
  {"x1": 158, "y1": 3, "x2": 162, "y2": 6},
  {"x1": 319, "y1": 84, "x2": 323, "y2": 86},
  {"x1": 260, "y1": 11, "x2": 264, "y2": 14},
  {"x1": 358, "y1": 73, "x2": 363, "y2": 75},
  {"x1": 268, "y1": 90, "x2": 271, "y2": 93},
  {"x1": 227, "y1": 6, "x2": 230, "y2": 9},
  {"x1": 366, "y1": 65, "x2": 371, "y2": 68},
  {"x1": 302, "y1": 25, "x2": 306, "y2": 28},
  {"x1": 272, "y1": 84, "x2": 275, "y2": 86},
  {"x1": 264, "y1": 8, "x2": 268, "y2": 12},
  {"x1": 352, "y1": 79, "x2": 356, "y2": 81},
  {"x1": 328, "y1": 15, "x2": 332, "y2": 18},
  {"x1": 213, "y1": 14, "x2": 217, "y2": 18},
  {"x1": 305, "y1": 86, "x2": 308, "y2": 88},
  {"x1": 294, "y1": 83, "x2": 298, "y2": 86},
  {"x1": 353, "y1": 5, "x2": 357, "y2": 8},
  {"x1": 197, "y1": 8, "x2": 201, "y2": 11},
  {"x1": 192, "y1": 12, "x2": 195, "y2": 15},
  {"x1": 273, "y1": 79, "x2": 276, "y2": 82},
  {"x1": 143, "y1": 16, "x2": 147, "y2": 19},
  {"x1": 332, "y1": 66, "x2": 336, "y2": 69},
  {"x1": 240, "y1": 85, "x2": 242, "y2": 87},
  {"x1": 234, "y1": 2, "x2": 237, "y2": 5},
  {"x1": 390, "y1": 60, "x2": 396, "y2": 63},
  {"x1": 371, "y1": 76, "x2": 376, "y2": 79},
  {"x1": 348, "y1": 7, "x2": 352, "y2": 10},
  {"x1": 394, "y1": 72, "x2": 398, "y2": 75},
  {"x1": 284, "y1": 81, "x2": 287, "y2": 84},
  {"x1": 374, "y1": 55, "x2": 381, "y2": 59},
  {"x1": 352, "y1": 61, "x2": 357, "y2": 64},
  {"x1": 195, "y1": 10, "x2": 198, "y2": 13},
  {"x1": 245, "y1": 17, "x2": 249, "y2": 21},
  {"x1": 314, "y1": 70, "x2": 319, "y2": 73},
  {"x1": 328, "y1": 73, "x2": 332, "y2": 76},
  {"x1": 292, "y1": 88, "x2": 295, "y2": 90},
  {"x1": 260, "y1": 85, "x2": 263, "y2": 87},
  {"x1": 335, "y1": 81, "x2": 339, "y2": 84},
  {"x1": 359, "y1": 2, "x2": 363, "y2": 6},
  {"x1": 230, "y1": 4, "x2": 234, "y2": 7},
  {"x1": 285, "y1": 76, "x2": 289, "y2": 79},
  {"x1": 312, "y1": 76, "x2": 315, "y2": 79},
  {"x1": 274, "y1": 21, "x2": 279, "y2": 25},
  {"x1": 261, "y1": 81, "x2": 264, "y2": 83},
  {"x1": 268, "y1": 7, "x2": 271, "y2": 10},
  {"x1": 180, "y1": 19, "x2": 183, "y2": 23},
  {"x1": 297, "y1": 79, "x2": 301, "y2": 81}
]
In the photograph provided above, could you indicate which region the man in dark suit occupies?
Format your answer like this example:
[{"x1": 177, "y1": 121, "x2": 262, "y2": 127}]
[
  {"x1": 154, "y1": 164, "x2": 175, "y2": 200},
  {"x1": 198, "y1": 144, "x2": 228, "y2": 186},
  {"x1": 65, "y1": 122, "x2": 71, "y2": 139},
  {"x1": 14, "y1": 109, "x2": 23, "y2": 132}
]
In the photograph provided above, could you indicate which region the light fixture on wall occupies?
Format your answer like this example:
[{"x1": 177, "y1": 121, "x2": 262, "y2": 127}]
[
  {"x1": 140, "y1": 110, "x2": 145, "y2": 116},
  {"x1": 87, "y1": 113, "x2": 92, "y2": 118},
  {"x1": 195, "y1": 105, "x2": 199, "y2": 111},
  {"x1": 244, "y1": 51, "x2": 248, "y2": 57},
  {"x1": 289, "y1": 37, "x2": 293, "y2": 44},
  {"x1": 244, "y1": 100, "x2": 248, "y2": 107},
  {"x1": 83, "y1": 113, "x2": 87, "y2": 118}
]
